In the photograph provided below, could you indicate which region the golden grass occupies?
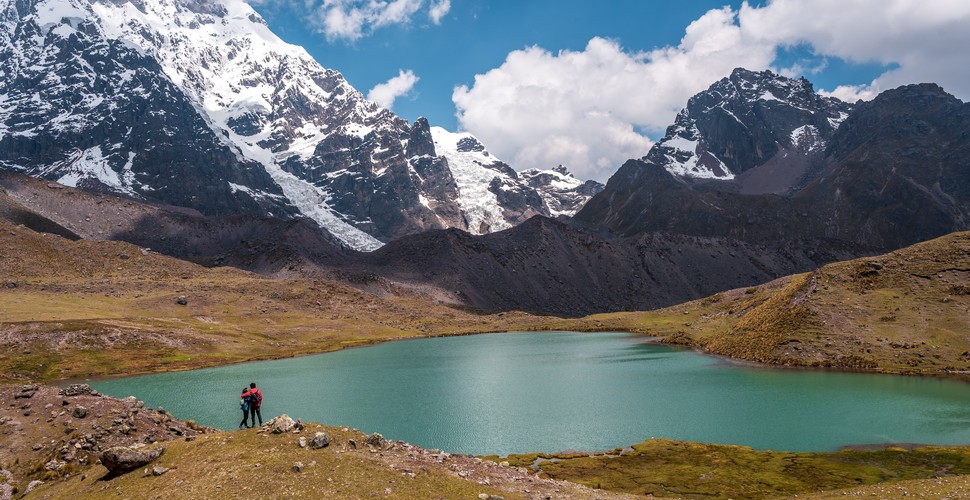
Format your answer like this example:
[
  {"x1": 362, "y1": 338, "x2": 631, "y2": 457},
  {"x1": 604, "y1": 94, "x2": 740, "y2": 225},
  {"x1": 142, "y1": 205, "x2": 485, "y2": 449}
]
[{"x1": 497, "y1": 439, "x2": 970, "y2": 499}]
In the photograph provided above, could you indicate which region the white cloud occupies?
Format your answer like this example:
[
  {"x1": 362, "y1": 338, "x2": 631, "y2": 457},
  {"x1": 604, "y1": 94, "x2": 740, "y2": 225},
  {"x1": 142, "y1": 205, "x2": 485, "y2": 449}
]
[
  {"x1": 454, "y1": 1, "x2": 970, "y2": 182},
  {"x1": 367, "y1": 69, "x2": 420, "y2": 110},
  {"x1": 428, "y1": 0, "x2": 450, "y2": 25},
  {"x1": 738, "y1": 0, "x2": 970, "y2": 101},
  {"x1": 453, "y1": 8, "x2": 775, "y2": 182},
  {"x1": 309, "y1": 0, "x2": 447, "y2": 42}
]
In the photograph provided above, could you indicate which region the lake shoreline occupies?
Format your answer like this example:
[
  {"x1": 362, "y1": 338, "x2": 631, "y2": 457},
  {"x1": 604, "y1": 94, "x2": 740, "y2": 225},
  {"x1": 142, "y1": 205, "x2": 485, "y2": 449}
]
[{"x1": 87, "y1": 331, "x2": 970, "y2": 456}]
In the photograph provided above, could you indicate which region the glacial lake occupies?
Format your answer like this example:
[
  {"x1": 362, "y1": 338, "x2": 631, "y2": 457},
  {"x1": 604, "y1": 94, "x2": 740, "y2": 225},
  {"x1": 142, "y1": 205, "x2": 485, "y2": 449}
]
[{"x1": 90, "y1": 331, "x2": 970, "y2": 456}]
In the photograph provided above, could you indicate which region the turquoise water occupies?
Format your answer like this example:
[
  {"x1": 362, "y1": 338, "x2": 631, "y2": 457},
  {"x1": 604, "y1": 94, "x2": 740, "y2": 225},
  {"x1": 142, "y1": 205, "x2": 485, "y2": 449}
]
[{"x1": 90, "y1": 332, "x2": 970, "y2": 456}]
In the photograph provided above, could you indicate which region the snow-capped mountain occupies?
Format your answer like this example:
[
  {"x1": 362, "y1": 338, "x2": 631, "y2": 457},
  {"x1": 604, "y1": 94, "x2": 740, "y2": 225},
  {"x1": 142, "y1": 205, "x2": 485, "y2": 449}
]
[
  {"x1": 0, "y1": 0, "x2": 601, "y2": 251},
  {"x1": 645, "y1": 68, "x2": 852, "y2": 193},
  {"x1": 429, "y1": 127, "x2": 602, "y2": 233}
]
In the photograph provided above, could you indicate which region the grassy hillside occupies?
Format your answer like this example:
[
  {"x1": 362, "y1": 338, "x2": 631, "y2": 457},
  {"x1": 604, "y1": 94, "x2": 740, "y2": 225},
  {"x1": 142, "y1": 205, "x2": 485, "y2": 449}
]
[
  {"x1": 494, "y1": 440, "x2": 970, "y2": 499},
  {"x1": 0, "y1": 220, "x2": 562, "y2": 382},
  {"x1": 564, "y1": 231, "x2": 970, "y2": 376}
]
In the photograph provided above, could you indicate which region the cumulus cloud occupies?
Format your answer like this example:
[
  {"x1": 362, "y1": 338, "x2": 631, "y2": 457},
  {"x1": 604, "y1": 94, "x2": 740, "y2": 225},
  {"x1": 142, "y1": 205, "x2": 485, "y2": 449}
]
[
  {"x1": 310, "y1": 0, "x2": 445, "y2": 42},
  {"x1": 738, "y1": 0, "x2": 970, "y2": 101},
  {"x1": 428, "y1": 0, "x2": 450, "y2": 24},
  {"x1": 453, "y1": 8, "x2": 775, "y2": 182},
  {"x1": 367, "y1": 69, "x2": 420, "y2": 110},
  {"x1": 454, "y1": 0, "x2": 970, "y2": 182}
]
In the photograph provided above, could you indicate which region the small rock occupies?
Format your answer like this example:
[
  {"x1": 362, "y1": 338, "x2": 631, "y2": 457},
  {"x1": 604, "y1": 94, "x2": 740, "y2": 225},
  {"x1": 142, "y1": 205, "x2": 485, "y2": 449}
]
[
  {"x1": 348, "y1": 439, "x2": 357, "y2": 449},
  {"x1": 308, "y1": 432, "x2": 330, "y2": 449},
  {"x1": 151, "y1": 466, "x2": 168, "y2": 476},
  {"x1": 4, "y1": 281, "x2": 17, "y2": 289},
  {"x1": 185, "y1": 436, "x2": 197, "y2": 442},
  {"x1": 118, "y1": 253, "x2": 130, "y2": 260},
  {"x1": 72, "y1": 406, "x2": 89, "y2": 419},
  {"x1": 44, "y1": 460, "x2": 66, "y2": 471},
  {"x1": 176, "y1": 296, "x2": 188, "y2": 306},
  {"x1": 298, "y1": 437, "x2": 307, "y2": 448},
  {"x1": 24, "y1": 480, "x2": 44, "y2": 495},
  {"x1": 292, "y1": 461, "x2": 304, "y2": 473}
]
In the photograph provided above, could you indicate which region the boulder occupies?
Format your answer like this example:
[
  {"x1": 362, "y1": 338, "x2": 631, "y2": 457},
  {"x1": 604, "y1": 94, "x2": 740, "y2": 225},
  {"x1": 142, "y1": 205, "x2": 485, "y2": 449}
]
[
  {"x1": 265, "y1": 415, "x2": 295, "y2": 434},
  {"x1": 72, "y1": 406, "x2": 88, "y2": 419},
  {"x1": 308, "y1": 432, "x2": 330, "y2": 449},
  {"x1": 100, "y1": 446, "x2": 165, "y2": 475},
  {"x1": 365, "y1": 433, "x2": 386, "y2": 448}
]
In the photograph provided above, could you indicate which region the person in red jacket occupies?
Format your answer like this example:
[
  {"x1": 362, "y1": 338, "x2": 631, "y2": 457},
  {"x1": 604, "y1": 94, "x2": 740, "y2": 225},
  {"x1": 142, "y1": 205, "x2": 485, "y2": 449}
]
[{"x1": 244, "y1": 382, "x2": 263, "y2": 427}]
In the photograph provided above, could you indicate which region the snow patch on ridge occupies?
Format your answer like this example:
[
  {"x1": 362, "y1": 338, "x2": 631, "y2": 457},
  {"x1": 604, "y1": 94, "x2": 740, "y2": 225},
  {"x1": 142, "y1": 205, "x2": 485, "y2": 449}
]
[
  {"x1": 430, "y1": 126, "x2": 513, "y2": 234},
  {"x1": 53, "y1": 146, "x2": 136, "y2": 194}
]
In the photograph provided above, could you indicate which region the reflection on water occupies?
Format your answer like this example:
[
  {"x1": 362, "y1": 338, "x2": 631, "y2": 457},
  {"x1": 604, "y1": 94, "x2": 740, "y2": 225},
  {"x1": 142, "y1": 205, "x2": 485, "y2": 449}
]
[{"x1": 91, "y1": 331, "x2": 970, "y2": 456}]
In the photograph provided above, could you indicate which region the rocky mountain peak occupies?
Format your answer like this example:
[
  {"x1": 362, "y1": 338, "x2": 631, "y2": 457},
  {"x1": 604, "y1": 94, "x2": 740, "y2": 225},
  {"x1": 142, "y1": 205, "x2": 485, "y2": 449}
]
[
  {"x1": 406, "y1": 117, "x2": 436, "y2": 158},
  {"x1": 0, "y1": 0, "x2": 603, "y2": 251},
  {"x1": 643, "y1": 67, "x2": 852, "y2": 192}
]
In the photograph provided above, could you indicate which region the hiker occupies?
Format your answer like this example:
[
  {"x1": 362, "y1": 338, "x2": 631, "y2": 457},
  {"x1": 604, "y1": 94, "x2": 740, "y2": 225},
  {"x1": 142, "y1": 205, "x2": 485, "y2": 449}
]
[
  {"x1": 246, "y1": 382, "x2": 263, "y2": 427},
  {"x1": 238, "y1": 387, "x2": 251, "y2": 429}
]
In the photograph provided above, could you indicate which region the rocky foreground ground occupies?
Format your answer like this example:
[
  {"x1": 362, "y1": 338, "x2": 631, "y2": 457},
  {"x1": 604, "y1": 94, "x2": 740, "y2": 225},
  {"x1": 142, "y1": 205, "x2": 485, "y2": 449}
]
[{"x1": 0, "y1": 383, "x2": 634, "y2": 499}]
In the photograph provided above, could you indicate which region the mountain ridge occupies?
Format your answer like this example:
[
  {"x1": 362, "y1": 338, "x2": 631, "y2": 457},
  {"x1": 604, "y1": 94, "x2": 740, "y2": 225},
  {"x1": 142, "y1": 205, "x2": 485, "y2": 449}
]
[{"x1": 0, "y1": 0, "x2": 602, "y2": 250}]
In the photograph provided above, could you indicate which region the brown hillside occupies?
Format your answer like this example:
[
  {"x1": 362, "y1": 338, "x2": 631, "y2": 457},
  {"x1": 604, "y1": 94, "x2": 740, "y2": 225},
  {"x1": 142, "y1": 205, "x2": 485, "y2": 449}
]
[
  {"x1": 0, "y1": 220, "x2": 556, "y2": 382},
  {"x1": 590, "y1": 231, "x2": 970, "y2": 375}
]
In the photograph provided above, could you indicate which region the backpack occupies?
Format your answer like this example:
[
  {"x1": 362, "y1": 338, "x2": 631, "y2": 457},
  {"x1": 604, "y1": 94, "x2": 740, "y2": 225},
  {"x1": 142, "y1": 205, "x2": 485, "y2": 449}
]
[
  {"x1": 250, "y1": 389, "x2": 262, "y2": 407},
  {"x1": 240, "y1": 396, "x2": 249, "y2": 412}
]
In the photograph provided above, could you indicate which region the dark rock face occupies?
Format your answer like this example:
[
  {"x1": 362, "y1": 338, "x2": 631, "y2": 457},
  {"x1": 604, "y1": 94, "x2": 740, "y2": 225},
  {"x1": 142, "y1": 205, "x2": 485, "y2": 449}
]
[
  {"x1": 351, "y1": 216, "x2": 849, "y2": 316},
  {"x1": 791, "y1": 83, "x2": 970, "y2": 251},
  {"x1": 99, "y1": 446, "x2": 165, "y2": 475},
  {"x1": 0, "y1": 2, "x2": 294, "y2": 219},
  {"x1": 578, "y1": 76, "x2": 970, "y2": 255},
  {"x1": 641, "y1": 68, "x2": 851, "y2": 195}
]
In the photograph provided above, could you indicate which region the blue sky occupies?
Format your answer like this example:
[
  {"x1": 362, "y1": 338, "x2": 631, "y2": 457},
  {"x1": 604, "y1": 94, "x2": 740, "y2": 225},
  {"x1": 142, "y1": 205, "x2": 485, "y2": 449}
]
[{"x1": 250, "y1": 0, "x2": 970, "y2": 181}]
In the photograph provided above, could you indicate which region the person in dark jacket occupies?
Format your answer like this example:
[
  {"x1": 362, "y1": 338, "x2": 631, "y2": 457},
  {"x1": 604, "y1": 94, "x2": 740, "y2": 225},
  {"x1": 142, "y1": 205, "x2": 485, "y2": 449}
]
[
  {"x1": 239, "y1": 387, "x2": 251, "y2": 429},
  {"x1": 245, "y1": 382, "x2": 263, "y2": 427}
]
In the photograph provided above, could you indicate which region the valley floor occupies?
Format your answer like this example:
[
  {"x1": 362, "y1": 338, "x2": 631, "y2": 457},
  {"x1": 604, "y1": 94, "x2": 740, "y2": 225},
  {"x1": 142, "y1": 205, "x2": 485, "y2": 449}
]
[{"x1": 4, "y1": 222, "x2": 970, "y2": 498}]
